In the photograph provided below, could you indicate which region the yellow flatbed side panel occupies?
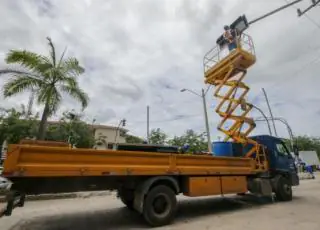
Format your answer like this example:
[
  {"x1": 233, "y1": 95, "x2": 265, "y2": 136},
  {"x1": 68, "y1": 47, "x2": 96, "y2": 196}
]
[
  {"x1": 221, "y1": 176, "x2": 247, "y2": 194},
  {"x1": 3, "y1": 145, "x2": 257, "y2": 177},
  {"x1": 184, "y1": 177, "x2": 221, "y2": 197},
  {"x1": 204, "y1": 48, "x2": 256, "y2": 85},
  {"x1": 183, "y1": 176, "x2": 247, "y2": 197}
]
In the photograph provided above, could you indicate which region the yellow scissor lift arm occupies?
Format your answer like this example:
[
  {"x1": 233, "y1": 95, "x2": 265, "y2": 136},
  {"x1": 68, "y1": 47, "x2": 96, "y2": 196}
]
[{"x1": 204, "y1": 33, "x2": 268, "y2": 172}]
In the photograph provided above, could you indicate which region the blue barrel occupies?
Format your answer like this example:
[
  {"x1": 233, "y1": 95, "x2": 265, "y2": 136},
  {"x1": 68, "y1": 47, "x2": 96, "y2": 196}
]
[{"x1": 212, "y1": 142, "x2": 243, "y2": 157}]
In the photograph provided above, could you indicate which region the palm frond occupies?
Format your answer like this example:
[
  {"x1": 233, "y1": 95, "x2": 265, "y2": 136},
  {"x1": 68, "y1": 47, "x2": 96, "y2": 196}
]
[
  {"x1": 2, "y1": 75, "x2": 44, "y2": 98},
  {"x1": 60, "y1": 57, "x2": 85, "y2": 77},
  {"x1": 57, "y1": 46, "x2": 67, "y2": 68},
  {"x1": 46, "y1": 37, "x2": 56, "y2": 67},
  {"x1": 60, "y1": 85, "x2": 89, "y2": 110},
  {"x1": 5, "y1": 50, "x2": 52, "y2": 75},
  {"x1": 0, "y1": 68, "x2": 35, "y2": 77},
  {"x1": 56, "y1": 75, "x2": 77, "y2": 88},
  {"x1": 0, "y1": 68, "x2": 49, "y2": 84},
  {"x1": 36, "y1": 85, "x2": 52, "y2": 104}
]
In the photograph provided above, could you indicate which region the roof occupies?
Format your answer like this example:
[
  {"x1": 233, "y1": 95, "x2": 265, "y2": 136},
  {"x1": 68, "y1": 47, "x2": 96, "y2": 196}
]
[
  {"x1": 45, "y1": 120, "x2": 127, "y2": 131},
  {"x1": 91, "y1": 124, "x2": 127, "y2": 131}
]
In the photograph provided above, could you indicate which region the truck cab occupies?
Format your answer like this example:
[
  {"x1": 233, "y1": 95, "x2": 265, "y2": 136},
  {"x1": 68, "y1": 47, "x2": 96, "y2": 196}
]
[{"x1": 250, "y1": 135, "x2": 299, "y2": 186}]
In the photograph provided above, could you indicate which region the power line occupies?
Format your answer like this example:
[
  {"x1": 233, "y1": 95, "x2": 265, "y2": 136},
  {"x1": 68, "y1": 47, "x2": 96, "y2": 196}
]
[
  {"x1": 128, "y1": 114, "x2": 202, "y2": 124},
  {"x1": 284, "y1": 0, "x2": 320, "y2": 29},
  {"x1": 248, "y1": 0, "x2": 304, "y2": 25},
  {"x1": 297, "y1": 0, "x2": 320, "y2": 17}
]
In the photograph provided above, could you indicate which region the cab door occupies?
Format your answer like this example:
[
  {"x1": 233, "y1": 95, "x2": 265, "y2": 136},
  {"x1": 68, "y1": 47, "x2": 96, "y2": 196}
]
[{"x1": 275, "y1": 141, "x2": 299, "y2": 185}]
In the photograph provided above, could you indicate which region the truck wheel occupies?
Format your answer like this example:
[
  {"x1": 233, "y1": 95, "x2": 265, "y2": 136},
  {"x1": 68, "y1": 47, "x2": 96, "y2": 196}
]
[
  {"x1": 143, "y1": 185, "x2": 177, "y2": 227},
  {"x1": 275, "y1": 176, "x2": 292, "y2": 201},
  {"x1": 117, "y1": 188, "x2": 134, "y2": 210}
]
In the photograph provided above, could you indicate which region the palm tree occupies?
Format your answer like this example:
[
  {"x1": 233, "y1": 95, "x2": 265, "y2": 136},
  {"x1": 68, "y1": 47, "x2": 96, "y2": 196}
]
[{"x1": 0, "y1": 37, "x2": 89, "y2": 140}]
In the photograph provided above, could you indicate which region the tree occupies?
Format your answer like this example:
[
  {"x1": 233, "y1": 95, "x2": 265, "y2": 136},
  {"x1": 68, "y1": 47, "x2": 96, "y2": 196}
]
[
  {"x1": 125, "y1": 134, "x2": 144, "y2": 144},
  {"x1": 0, "y1": 107, "x2": 38, "y2": 144},
  {"x1": 149, "y1": 128, "x2": 167, "y2": 145},
  {"x1": 46, "y1": 111, "x2": 95, "y2": 148},
  {"x1": 168, "y1": 129, "x2": 207, "y2": 153},
  {"x1": 0, "y1": 37, "x2": 89, "y2": 140},
  {"x1": 290, "y1": 135, "x2": 320, "y2": 158}
]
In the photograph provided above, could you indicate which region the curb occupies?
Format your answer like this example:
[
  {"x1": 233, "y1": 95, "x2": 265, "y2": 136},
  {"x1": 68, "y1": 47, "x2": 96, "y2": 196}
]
[{"x1": 0, "y1": 191, "x2": 115, "y2": 203}]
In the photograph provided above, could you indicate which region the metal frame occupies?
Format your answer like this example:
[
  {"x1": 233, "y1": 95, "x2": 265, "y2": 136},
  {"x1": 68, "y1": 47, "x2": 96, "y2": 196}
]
[{"x1": 203, "y1": 33, "x2": 267, "y2": 172}]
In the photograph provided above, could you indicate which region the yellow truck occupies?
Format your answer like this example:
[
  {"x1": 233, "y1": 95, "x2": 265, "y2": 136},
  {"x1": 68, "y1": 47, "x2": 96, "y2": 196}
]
[
  {"x1": 1, "y1": 135, "x2": 298, "y2": 227},
  {"x1": 1, "y1": 33, "x2": 299, "y2": 227}
]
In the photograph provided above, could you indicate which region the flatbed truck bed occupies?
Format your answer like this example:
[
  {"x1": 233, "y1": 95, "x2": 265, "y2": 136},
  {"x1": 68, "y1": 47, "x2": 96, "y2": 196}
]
[
  {"x1": 1, "y1": 136, "x2": 298, "y2": 227},
  {"x1": 3, "y1": 144, "x2": 255, "y2": 177}
]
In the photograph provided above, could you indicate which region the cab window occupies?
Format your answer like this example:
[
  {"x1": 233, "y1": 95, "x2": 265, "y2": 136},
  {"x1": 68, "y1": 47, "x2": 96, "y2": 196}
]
[{"x1": 276, "y1": 143, "x2": 290, "y2": 157}]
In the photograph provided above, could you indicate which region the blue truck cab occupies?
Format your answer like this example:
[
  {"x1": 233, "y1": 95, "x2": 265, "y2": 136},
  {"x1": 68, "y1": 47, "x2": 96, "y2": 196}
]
[
  {"x1": 250, "y1": 135, "x2": 299, "y2": 186},
  {"x1": 213, "y1": 135, "x2": 299, "y2": 201}
]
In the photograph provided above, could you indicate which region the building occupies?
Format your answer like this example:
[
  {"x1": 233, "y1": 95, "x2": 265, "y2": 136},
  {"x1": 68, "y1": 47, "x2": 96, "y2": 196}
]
[
  {"x1": 46, "y1": 121, "x2": 128, "y2": 149},
  {"x1": 298, "y1": 151, "x2": 319, "y2": 166},
  {"x1": 92, "y1": 124, "x2": 127, "y2": 150}
]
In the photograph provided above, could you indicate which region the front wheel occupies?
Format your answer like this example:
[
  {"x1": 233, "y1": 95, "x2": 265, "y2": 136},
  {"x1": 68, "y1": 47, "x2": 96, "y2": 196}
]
[
  {"x1": 275, "y1": 176, "x2": 292, "y2": 201},
  {"x1": 143, "y1": 185, "x2": 177, "y2": 227}
]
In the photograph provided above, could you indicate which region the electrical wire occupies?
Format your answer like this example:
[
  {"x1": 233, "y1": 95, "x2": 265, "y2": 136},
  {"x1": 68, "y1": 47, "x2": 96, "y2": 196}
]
[
  {"x1": 284, "y1": 0, "x2": 320, "y2": 29},
  {"x1": 128, "y1": 114, "x2": 202, "y2": 124}
]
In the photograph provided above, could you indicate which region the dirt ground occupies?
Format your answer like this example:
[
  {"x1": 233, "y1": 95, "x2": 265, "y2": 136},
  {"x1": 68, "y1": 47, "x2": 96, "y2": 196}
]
[{"x1": 1, "y1": 175, "x2": 320, "y2": 230}]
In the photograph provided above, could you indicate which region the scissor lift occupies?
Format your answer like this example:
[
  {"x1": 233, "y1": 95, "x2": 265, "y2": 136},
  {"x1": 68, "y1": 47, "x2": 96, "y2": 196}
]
[{"x1": 203, "y1": 33, "x2": 267, "y2": 172}]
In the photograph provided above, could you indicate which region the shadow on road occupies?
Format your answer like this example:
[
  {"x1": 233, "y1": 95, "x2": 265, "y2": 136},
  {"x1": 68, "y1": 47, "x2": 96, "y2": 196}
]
[{"x1": 11, "y1": 195, "x2": 297, "y2": 230}]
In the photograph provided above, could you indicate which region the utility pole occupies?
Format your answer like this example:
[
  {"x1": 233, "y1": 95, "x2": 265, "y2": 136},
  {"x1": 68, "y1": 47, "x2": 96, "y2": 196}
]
[
  {"x1": 113, "y1": 118, "x2": 126, "y2": 150},
  {"x1": 202, "y1": 89, "x2": 212, "y2": 153},
  {"x1": 180, "y1": 88, "x2": 212, "y2": 153},
  {"x1": 262, "y1": 88, "x2": 278, "y2": 137},
  {"x1": 147, "y1": 105, "x2": 150, "y2": 143}
]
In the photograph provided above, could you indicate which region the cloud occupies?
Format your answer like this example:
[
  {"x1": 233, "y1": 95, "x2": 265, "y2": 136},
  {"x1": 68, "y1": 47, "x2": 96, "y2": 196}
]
[{"x1": 0, "y1": 0, "x2": 320, "y2": 141}]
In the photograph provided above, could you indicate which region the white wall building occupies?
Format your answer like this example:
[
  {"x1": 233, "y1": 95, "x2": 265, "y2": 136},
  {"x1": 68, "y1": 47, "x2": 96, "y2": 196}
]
[{"x1": 92, "y1": 124, "x2": 127, "y2": 150}]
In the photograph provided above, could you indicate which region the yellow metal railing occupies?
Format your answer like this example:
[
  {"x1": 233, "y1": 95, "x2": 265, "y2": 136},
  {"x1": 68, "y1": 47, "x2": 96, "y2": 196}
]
[{"x1": 203, "y1": 33, "x2": 255, "y2": 74}]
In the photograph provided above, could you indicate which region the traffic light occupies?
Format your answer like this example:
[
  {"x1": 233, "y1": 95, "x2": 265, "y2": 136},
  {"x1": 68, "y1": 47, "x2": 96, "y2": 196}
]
[{"x1": 122, "y1": 119, "x2": 126, "y2": 127}]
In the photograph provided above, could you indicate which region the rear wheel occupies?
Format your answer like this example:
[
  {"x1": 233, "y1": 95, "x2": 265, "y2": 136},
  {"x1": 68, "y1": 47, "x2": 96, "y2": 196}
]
[
  {"x1": 117, "y1": 188, "x2": 134, "y2": 210},
  {"x1": 275, "y1": 176, "x2": 292, "y2": 201},
  {"x1": 143, "y1": 185, "x2": 177, "y2": 227}
]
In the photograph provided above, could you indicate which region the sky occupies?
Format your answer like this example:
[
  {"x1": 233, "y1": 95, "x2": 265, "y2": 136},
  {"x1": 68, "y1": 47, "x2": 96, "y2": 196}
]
[{"x1": 0, "y1": 0, "x2": 319, "y2": 141}]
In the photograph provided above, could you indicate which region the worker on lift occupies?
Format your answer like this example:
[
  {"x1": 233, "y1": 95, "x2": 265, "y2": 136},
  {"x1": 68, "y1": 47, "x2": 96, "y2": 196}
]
[{"x1": 223, "y1": 25, "x2": 238, "y2": 52}]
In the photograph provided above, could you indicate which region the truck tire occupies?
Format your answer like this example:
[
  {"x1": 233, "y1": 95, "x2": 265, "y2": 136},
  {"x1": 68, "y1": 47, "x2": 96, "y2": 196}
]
[
  {"x1": 117, "y1": 188, "x2": 134, "y2": 210},
  {"x1": 143, "y1": 185, "x2": 177, "y2": 227},
  {"x1": 275, "y1": 176, "x2": 292, "y2": 201}
]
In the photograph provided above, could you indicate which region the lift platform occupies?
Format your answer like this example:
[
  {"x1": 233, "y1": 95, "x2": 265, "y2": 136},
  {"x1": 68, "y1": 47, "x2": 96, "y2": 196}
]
[{"x1": 204, "y1": 33, "x2": 256, "y2": 84}]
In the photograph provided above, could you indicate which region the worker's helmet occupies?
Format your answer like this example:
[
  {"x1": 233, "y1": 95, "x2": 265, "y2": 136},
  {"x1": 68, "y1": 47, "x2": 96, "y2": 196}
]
[{"x1": 224, "y1": 25, "x2": 229, "y2": 30}]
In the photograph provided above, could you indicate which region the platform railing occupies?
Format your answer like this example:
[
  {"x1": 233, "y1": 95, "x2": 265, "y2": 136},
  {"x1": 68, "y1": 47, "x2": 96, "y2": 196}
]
[{"x1": 203, "y1": 33, "x2": 255, "y2": 73}]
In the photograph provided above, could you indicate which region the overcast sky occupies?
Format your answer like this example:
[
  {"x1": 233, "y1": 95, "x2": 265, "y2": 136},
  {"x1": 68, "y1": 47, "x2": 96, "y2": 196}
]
[{"x1": 0, "y1": 0, "x2": 319, "y2": 140}]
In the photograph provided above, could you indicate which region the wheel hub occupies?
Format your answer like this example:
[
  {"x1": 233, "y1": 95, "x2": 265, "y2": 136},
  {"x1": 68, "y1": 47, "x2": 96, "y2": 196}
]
[{"x1": 153, "y1": 195, "x2": 169, "y2": 215}]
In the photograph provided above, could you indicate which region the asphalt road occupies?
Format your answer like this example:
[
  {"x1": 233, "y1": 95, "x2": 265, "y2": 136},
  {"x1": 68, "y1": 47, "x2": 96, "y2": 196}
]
[{"x1": 1, "y1": 176, "x2": 319, "y2": 230}]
